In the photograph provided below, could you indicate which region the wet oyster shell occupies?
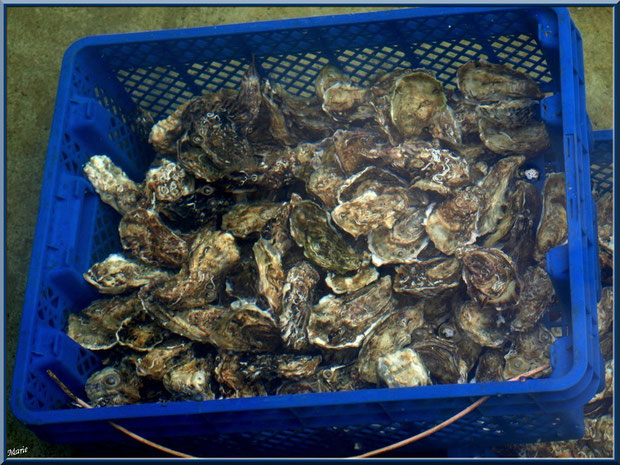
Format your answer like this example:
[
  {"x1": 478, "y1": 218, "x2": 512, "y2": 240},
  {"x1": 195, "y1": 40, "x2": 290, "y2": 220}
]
[
  {"x1": 119, "y1": 208, "x2": 190, "y2": 269},
  {"x1": 162, "y1": 354, "x2": 216, "y2": 401},
  {"x1": 510, "y1": 266, "x2": 555, "y2": 332},
  {"x1": 475, "y1": 348, "x2": 506, "y2": 382},
  {"x1": 67, "y1": 294, "x2": 142, "y2": 350},
  {"x1": 84, "y1": 155, "x2": 143, "y2": 215},
  {"x1": 368, "y1": 207, "x2": 431, "y2": 267},
  {"x1": 135, "y1": 339, "x2": 193, "y2": 379},
  {"x1": 597, "y1": 192, "x2": 613, "y2": 270},
  {"x1": 238, "y1": 354, "x2": 323, "y2": 382},
  {"x1": 280, "y1": 261, "x2": 320, "y2": 351},
  {"x1": 390, "y1": 71, "x2": 447, "y2": 139},
  {"x1": 437, "y1": 318, "x2": 482, "y2": 374},
  {"x1": 479, "y1": 119, "x2": 550, "y2": 157},
  {"x1": 377, "y1": 348, "x2": 431, "y2": 388},
  {"x1": 503, "y1": 323, "x2": 555, "y2": 379},
  {"x1": 253, "y1": 237, "x2": 286, "y2": 314},
  {"x1": 425, "y1": 186, "x2": 487, "y2": 256},
  {"x1": 83, "y1": 253, "x2": 171, "y2": 295},
  {"x1": 534, "y1": 173, "x2": 567, "y2": 263},
  {"x1": 454, "y1": 300, "x2": 508, "y2": 349},
  {"x1": 289, "y1": 197, "x2": 364, "y2": 273},
  {"x1": 315, "y1": 64, "x2": 373, "y2": 122},
  {"x1": 597, "y1": 286, "x2": 613, "y2": 338},
  {"x1": 116, "y1": 310, "x2": 167, "y2": 352},
  {"x1": 459, "y1": 246, "x2": 521, "y2": 311},
  {"x1": 215, "y1": 352, "x2": 268, "y2": 398},
  {"x1": 402, "y1": 147, "x2": 472, "y2": 196},
  {"x1": 325, "y1": 266, "x2": 379, "y2": 295},
  {"x1": 85, "y1": 360, "x2": 142, "y2": 407},
  {"x1": 585, "y1": 359, "x2": 613, "y2": 418},
  {"x1": 476, "y1": 99, "x2": 537, "y2": 128},
  {"x1": 221, "y1": 201, "x2": 282, "y2": 239},
  {"x1": 332, "y1": 129, "x2": 385, "y2": 176},
  {"x1": 357, "y1": 305, "x2": 425, "y2": 384},
  {"x1": 149, "y1": 100, "x2": 190, "y2": 155},
  {"x1": 307, "y1": 275, "x2": 394, "y2": 350},
  {"x1": 307, "y1": 167, "x2": 346, "y2": 210},
  {"x1": 143, "y1": 158, "x2": 195, "y2": 204},
  {"x1": 456, "y1": 61, "x2": 544, "y2": 103},
  {"x1": 409, "y1": 326, "x2": 468, "y2": 384},
  {"x1": 393, "y1": 256, "x2": 462, "y2": 298}
]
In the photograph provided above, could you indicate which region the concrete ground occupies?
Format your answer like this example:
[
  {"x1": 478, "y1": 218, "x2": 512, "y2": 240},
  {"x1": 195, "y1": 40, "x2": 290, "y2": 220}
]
[{"x1": 5, "y1": 6, "x2": 613, "y2": 458}]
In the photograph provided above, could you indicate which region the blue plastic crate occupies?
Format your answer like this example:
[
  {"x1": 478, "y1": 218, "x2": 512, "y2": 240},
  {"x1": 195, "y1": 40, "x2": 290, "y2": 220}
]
[{"x1": 11, "y1": 6, "x2": 605, "y2": 457}]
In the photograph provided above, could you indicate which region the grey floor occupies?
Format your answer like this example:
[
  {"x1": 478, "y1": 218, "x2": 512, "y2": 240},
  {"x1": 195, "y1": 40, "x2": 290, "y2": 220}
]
[{"x1": 5, "y1": 6, "x2": 613, "y2": 458}]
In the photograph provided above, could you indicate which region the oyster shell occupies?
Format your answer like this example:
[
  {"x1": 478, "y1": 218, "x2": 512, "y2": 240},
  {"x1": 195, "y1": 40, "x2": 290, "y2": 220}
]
[
  {"x1": 253, "y1": 237, "x2": 286, "y2": 314},
  {"x1": 119, "y1": 208, "x2": 190, "y2": 268},
  {"x1": 238, "y1": 354, "x2": 323, "y2": 382},
  {"x1": 597, "y1": 286, "x2": 613, "y2": 338},
  {"x1": 289, "y1": 197, "x2": 364, "y2": 273},
  {"x1": 189, "y1": 228, "x2": 241, "y2": 277},
  {"x1": 280, "y1": 261, "x2": 320, "y2": 351},
  {"x1": 409, "y1": 326, "x2": 468, "y2": 384},
  {"x1": 454, "y1": 300, "x2": 508, "y2": 348},
  {"x1": 476, "y1": 99, "x2": 537, "y2": 128},
  {"x1": 503, "y1": 323, "x2": 555, "y2": 379},
  {"x1": 377, "y1": 348, "x2": 431, "y2": 388},
  {"x1": 85, "y1": 360, "x2": 142, "y2": 407},
  {"x1": 325, "y1": 266, "x2": 379, "y2": 295},
  {"x1": 307, "y1": 167, "x2": 346, "y2": 210},
  {"x1": 135, "y1": 339, "x2": 193, "y2": 379},
  {"x1": 404, "y1": 147, "x2": 472, "y2": 196},
  {"x1": 162, "y1": 354, "x2": 216, "y2": 401},
  {"x1": 456, "y1": 61, "x2": 544, "y2": 103},
  {"x1": 510, "y1": 266, "x2": 556, "y2": 332},
  {"x1": 459, "y1": 246, "x2": 521, "y2": 311},
  {"x1": 475, "y1": 348, "x2": 506, "y2": 382},
  {"x1": 84, "y1": 155, "x2": 143, "y2": 215},
  {"x1": 597, "y1": 192, "x2": 613, "y2": 270},
  {"x1": 425, "y1": 186, "x2": 487, "y2": 255},
  {"x1": 143, "y1": 159, "x2": 195, "y2": 204},
  {"x1": 479, "y1": 119, "x2": 550, "y2": 157},
  {"x1": 116, "y1": 310, "x2": 167, "y2": 352},
  {"x1": 393, "y1": 256, "x2": 462, "y2": 298},
  {"x1": 390, "y1": 71, "x2": 447, "y2": 139},
  {"x1": 67, "y1": 294, "x2": 142, "y2": 350},
  {"x1": 307, "y1": 275, "x2": 394, "y2": 350},
  {"x1": 315, "y1": 64, "x2": 373, "y2": 122},
  {"x1": 437, "y1": 318, "x2": 482, "y2": 374},
  {"x1": 215, "y1": 351, "x2": 268, "y2": 398},
  {"x1": 585, "y1": 359, "x2": 613, "y2": 418},
  {"x1": 83, "y1": 253, "x2": 171, "y2": 295},
  {"x1": 368, "y1": 207, "x2": 431, "y2": 266},
  {"x1": 534, "y1": 173, "x2": 567, "y2": 263},
  {"x1": 149, "y1": 100, "x2": 190, "y2": 155},
  {"x1": 318, "y1": 363, "x2": 369, "y2": 392},
  {"x1": 221, "y1": 201, "x2": 282, "y2": 239},
  {"x1": 332, "y1": 129, "x2": 385, "y2": 176},
  {"x1": 357, "y1": 306, "x2": 425, "y2": 384}
]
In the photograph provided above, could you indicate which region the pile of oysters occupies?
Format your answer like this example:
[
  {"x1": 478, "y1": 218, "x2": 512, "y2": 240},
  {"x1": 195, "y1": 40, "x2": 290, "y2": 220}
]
[{"x1": 68, "y1": 59, "x2": 566, "y2": 408}]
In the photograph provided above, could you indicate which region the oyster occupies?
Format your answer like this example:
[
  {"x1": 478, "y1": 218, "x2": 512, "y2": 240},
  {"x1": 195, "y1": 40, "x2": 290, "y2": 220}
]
[
  {"x1": 454, "y1": 300, "x2": 508, "y2": 348},
  {"x1": 325, "y1": 266, "x2": 379, "y2": 295},
  {"x1": 459, "y1": 246, "x2": 521, "y2": 311},
  {"x1": 425, "y1": 186, "x2": 487, "y2": 255},
  {"x1": 119, "y1": 208, "x2": 189, "y2": 268},
  {"x1": 393, "y1": 256, "x2": 462, "y2": 298},
  {"x1": 280, "y1": 261, "x2": 320, "y2": 351},
  {"x1": 83, "y1": 253, "x2": 171, "y2": 295},
  {"x1": 377, "y1": 348, "x2": 431, "y2": 388},
  {"x1": 585, "y1": 359, "x2": 613, "y2": 418},
  {"x1": 476, "y1": 99, "x2": 537, "y2": 128},
  {"x1": 449, "y1": 91, "x2": 480, "y2": 136},
  {"x1": 315, "y1": 64, "x2": 373, "y2": 122},
  {"x1": 307, "y1": 275, "x2": 394, "y2": 350},
  {"x1": 176, "y1": 136, "x2": 225, "y2": 183},
  {"x1": 143, "y1": 158, "x2": 195, "y2": 204},
  {"x1": 135, "y1": 339, "x2": 193, "y2": 379},
  {"x1": 475, "y1": 348, "x2": 506, "y2": 382},
  {"x1": 209, "y1": 299, "x2": 281, "y2": 352},
  {"x1": 222, "y1": 201, "x2": 281, "y2": 238},
  {"x1": 306, "y1": 167, "x2": 346, "y2": 210},
  {"x1": 253, "y1": 237, "x2": 286, "y2": 314},
  {"x1": 403, "y1": 147, "x2": 472, "y2": 196},
  {"x1": 597, "y1": 286, "x2": 613, "y2": 338},
  {"x1": 479, "y1": 119, "x2": 550, "y2": 157},
  {"x1": 84, "y1": 155, "x2": 143, "y2": 215},
  {"x1": 476, "y1": 155, "x2": 525, "y2": 240},
  {"x1": 503, "y1": 323, "x2": 555, "y2": 379},
  {"x1": 357, "y1": 306, "x2": 425, "y2": 384},
  {"x1": 332, "y1": 129, "x2": 385, "y2": 176},
  {"x1": 597, "y1": 192, "x2": 613, "y2": 270},
  {"x1": 149, "y1": 100, "x2": 190, "y2": 155},
  {"x1": 85, "y1": 359, "x2": 142, "y2": 407},
  {"x1": 116, "y1": 310, "x2": 167, "y2": 352},
  {"x1": 67, "y1": 294, "x2": 142, "y2": 350},
  {"x1": 368, "y1": 207, "x2": 431, "y2": 266},
  {"x1": 390, "y1": 71, "x2": 446, "y2": 139},
  {"x1": 409, "y1": 326, "x2": 468, "y2": 384},
  {"x1": 534, "y1": 173, "x2": 567, "y2": 263},
  {"x1": 510, "y1": 266, "x2": 556, "y2": 332},
  {"x1": 318, "y1": 363, "x2": 369, "y2": 392},
  {"x1": 289, "y1": 197, "x2": 364, "y2": 273},
  {"x1": 436, "y1": 318, "x2": 482, "y2": 373},
  {"x1": 456, "y1": 61, "x2": 544, "y2": 103},
  {"x1": 215, "y1": 351, "x2": 268, "y2": 398},
  {"x1": 162, "y1": 354, "x2": 216, "y2": 401},
  {"x1": 188, "y1": 228, "x2": 241, "y2": 277},
  {"x1": 238, "y1": 354, "x2": 323, "y2": 382}
]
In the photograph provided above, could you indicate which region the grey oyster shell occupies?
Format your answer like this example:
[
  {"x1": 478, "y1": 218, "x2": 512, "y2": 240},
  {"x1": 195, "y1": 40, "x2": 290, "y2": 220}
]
[
  {"x1": 534, "y1": 173, "x2": 567, "y2": 263},
  {"x1": 454, "y1": 300, "x2": 508, "y2": 349},
  {"x1": 475, "y1": 348, "x2": 506, "y2": 382},
  {"x1": 479, "y1": 119, "x2": 550, "y2": 157},
  {"x1": 393, "y1": 256, "x2": 462, "y2": 298},
  {"x1": 410, "y1": 326, "x2": 468, "y2": 384},
  {"x1": 503, "y1": 323, "x2": 555, "y2": 379},
  {"x1": 162, "y1": 354, "x2": 216, "y2": 401},
  {"x1": 377, "y1": 348, "x2": 431, "y2": 388},
  {"x1": 307, "y1": 275, "x2": 394, "y2": 350},
  {"x1": 143, "y1": 158, "x2": 195, "y2": 204},
  {"x1": 85, "y1": 359, "x2": 142, "y2": 407},
  {"x1": 84, "y1": 155, "x2": 144, "y2": 215},
  {"x1": 510, "y1": 266, "x2": 556, "y2": 332},
  {"x1": 221, "y1": 201, "x2": 282, "y2": 239},
  {"x1": 597, "y1": 192, "x2": 613, "y2": 270}
]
